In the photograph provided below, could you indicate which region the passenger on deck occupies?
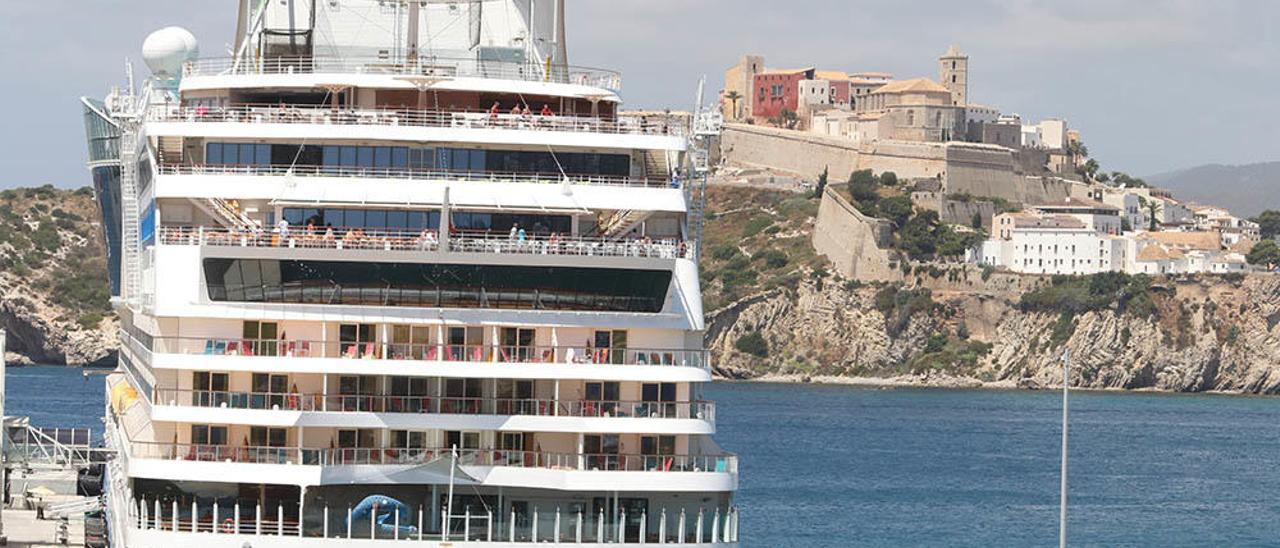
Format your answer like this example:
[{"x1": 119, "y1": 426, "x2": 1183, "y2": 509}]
[
  {"x1": 540, "y1": 104, "x2": 554, "y2": 117},
  {"x1": 509, "y1": 224, "x2": 518, "y2": 241}
]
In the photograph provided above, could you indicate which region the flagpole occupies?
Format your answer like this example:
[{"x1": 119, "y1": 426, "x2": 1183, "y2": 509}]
[{"x1": 1059, "y1": 348, "x2": 1069, "y2": 548}]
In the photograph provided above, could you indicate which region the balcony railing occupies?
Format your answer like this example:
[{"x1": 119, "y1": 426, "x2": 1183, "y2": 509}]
[
  {"x1": 148, "y1": 104, "x2": 681, "y2": 137},
  {"x1": 129, "y1": 443, "x2": 736, "y2": 474},
  {"x1": 158, "y1": 226, "x2": 694, "y2": 260},
  {"x1": 151, "y1": 337, "x2": 711, "y2": 371},
  {"x1": 156, "y1": 163, "x2": 676, "y2": 189},
  {"x1": 152, "y1": 388, "x2": 715, "y2": 421},
  {"x1": 131, "y1": 497, "x2": 739, "y2": 544},
  {"x1": 183, "y1": 56, "x2": 623, "y2": 92}
]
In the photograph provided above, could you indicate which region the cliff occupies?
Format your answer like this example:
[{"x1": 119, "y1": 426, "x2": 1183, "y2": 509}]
[
  {"x1": 701, "y1": 183, "x2": 1280, "y2": 394},
  {"x1": 707, "y1": 269, "x2": 1280, "y2": 393},
  {"x1": 0, "y1": 186, "x2": 117, "y2": 366}
]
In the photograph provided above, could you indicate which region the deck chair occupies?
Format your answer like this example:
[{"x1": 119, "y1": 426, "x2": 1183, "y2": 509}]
[
  {"x1": 298, "y1": 341, "x2": 311, "y2": 357},
  {"x1": 714, "y1": 459, "x2": 727, "y2": 473},
  {"x1": 636, "y1": 352, "x2": 648, "y2": 365},
  {"x1": 241, "y1": 341, "x2": 254, "y2": 357},
  {"x1": 540, "y1": 349, "x2": 553, "y2": 363},
  {"x1": 203, "y1": 340, "x2": 215, "y2": 355},
  {"x1": 213, "y1": 340, "x2": 227, "y2": 354}
]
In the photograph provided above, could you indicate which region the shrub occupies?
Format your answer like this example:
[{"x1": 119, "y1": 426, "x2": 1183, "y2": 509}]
[
  {"x1": 879, "y1": 171, "x2": 898, "y2": 187},
  {"x1": 742, "y1": 216, "x2": 773, "y2": 238},
  {"x1": 877, "y1": 196, "x2": 914, "y2": 228},
  {"x1": 734, "y1": 332, "x2": 769, "y2": 358},
  {"x1": 711, "y1": 245, "x2": 742, "y2": 261},
  {"x1": 755, "y1": 249, "x2": 790, "y2": 269}
]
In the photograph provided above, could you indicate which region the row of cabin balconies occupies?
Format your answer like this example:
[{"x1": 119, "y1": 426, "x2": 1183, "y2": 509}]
[
  {"x1": 148, "y1": 104, "x2": 680, "y2": 139},
  {"x1": 154, "y1": 387, "x2": 713, "y2": 424},
  {"x1": 141, "y1": 332, "x2": 710, "y2": 373}
]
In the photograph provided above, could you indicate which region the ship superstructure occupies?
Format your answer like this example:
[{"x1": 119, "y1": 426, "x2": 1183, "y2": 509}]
[{"x1": 81, "y1": 1, "x2": 738, "y2": 546}]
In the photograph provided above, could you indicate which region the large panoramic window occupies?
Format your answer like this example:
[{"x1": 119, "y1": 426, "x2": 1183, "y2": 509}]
[
  {"x1": 280, "y1": 207, "x2": 570, "y2": 233},
  {"x1": 202, "y1": 259, "x2": 671, "y2": 313}
]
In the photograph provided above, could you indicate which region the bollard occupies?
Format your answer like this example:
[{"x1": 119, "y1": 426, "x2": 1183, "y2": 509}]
[{"x1": 695, "y1": 509, "x2": 703, "y2": 544}]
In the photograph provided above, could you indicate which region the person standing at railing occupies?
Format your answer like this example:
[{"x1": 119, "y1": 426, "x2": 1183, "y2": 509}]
[
  {"x1": 540, "y1": 104, "x2": 554, "y2": 117},
  {"x1": 487, "y1": 101, "x2": 501, "y2": 125}
]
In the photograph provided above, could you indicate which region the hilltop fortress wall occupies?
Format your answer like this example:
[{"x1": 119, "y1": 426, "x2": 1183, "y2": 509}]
[{"x1": 721, "y1": 124, "x2": 1090, "y2": 207}]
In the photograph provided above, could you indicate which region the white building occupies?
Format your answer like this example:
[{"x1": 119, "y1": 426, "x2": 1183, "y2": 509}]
[
  {"x1": 980, "y1": 213, "x2": 1127, "y2": 275},
  {"x1": 1030, "y1": 197, "x2": 1123, "y2": 235},
  {"x1": 1039, "y1": 119, "x2": 1068, "y2": 150}
]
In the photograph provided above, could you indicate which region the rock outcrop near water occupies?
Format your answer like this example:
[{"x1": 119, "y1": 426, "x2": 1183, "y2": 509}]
[
  {"x1": 707, "y1": 269, "x2": 1280, "y2": 394},
  {"x1": 0, "y1": 186, "x2": 117, "y2": 366}
]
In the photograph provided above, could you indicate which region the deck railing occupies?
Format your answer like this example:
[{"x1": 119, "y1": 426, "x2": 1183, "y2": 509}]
[
  {"x1": 131, "y1": 496, "x2": 739, "y2": 544},
  {"x1": 183, "y1": 56, "x2": 623, "y2": 92},
  {"x1": 157, "y1": 226, "x2": 694, "y2": 260},
  {"x1": 155, "y1": 163, "x2": 676, "y2": 189},
  {"x1": 148, "y1": 104, "x2": 680, "y2": 137},
  {"x1": 150, "y1": 336, "x2": 711, "y2": 371},
  {"x1": 129, "y1": 443, "x2": 736, "y2": 475},
  {"x1": 151, "y1": 388, "x2": 714, "y2": 421}
]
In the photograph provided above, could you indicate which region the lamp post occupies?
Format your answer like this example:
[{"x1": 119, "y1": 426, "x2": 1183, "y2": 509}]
[{"x1": 1059, "y1": 348, "x2": 1069, "y2": 548}]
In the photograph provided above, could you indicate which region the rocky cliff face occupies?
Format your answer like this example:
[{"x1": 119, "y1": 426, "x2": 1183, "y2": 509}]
[
  {"x1": 707, "y1": 270, "x2": 1280, "y2": 394},
  {"x1": 0, "y1": 186, "x2": 117, "y2": 366}
]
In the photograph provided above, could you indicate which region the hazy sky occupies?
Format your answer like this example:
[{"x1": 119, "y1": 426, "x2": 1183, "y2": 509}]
[{"x1": 4, "y1": 0, "x2": 1278, "y2": 189}]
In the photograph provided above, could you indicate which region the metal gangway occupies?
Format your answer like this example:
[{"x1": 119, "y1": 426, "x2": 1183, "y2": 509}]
[{"x1": 3, "y1": 420, "x2": 111, "y2": 468}]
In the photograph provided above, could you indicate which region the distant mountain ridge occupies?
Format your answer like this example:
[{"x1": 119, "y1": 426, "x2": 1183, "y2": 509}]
[{"x1": 1147, "y1": 161, "x2": 1280, "y2": 218}]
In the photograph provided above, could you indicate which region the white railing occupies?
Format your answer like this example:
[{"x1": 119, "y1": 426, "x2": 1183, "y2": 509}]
[
  {"x1": 148, "y1": 104, "x2": 683, "y2": 138},
  {"x1": 130, "y1": 497, "x2": 738, "y2": 544},
  {"x1": 147, "y1": 335, "x2": 712, "y2": 372},
  {"x1": 158, "y1": 226, "x2": 695, "y2": 260},
  {"x1": 184, "y1": 56, "x2": 623, "y2": 92},
  {"x1": 156, "y1": 163, "x2": 677, "y2": 189},
  {"x1": 151, "y1": 388, "x2": 715, "y2": 422}
]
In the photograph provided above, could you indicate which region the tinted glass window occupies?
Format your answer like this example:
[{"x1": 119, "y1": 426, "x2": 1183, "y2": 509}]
[{"x1": 203, "y1": 259, "x2": 672, "y2": 313}]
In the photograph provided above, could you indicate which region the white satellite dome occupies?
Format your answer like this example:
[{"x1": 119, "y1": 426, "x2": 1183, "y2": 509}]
[{"x1": 142, "y1": 27, "x2": 199, "y2": 78}]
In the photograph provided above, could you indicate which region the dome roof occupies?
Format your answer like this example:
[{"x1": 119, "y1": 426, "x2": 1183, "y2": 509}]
[{"x1": 142, "y1": 27, "x2": 199, "y2": 78}]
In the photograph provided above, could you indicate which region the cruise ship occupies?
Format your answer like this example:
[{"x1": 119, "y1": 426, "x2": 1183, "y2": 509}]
[{"x1": 80, "y1": 1, "x2": 737, "y2": 546}]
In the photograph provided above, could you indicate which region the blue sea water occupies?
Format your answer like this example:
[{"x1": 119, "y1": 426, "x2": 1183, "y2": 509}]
[
  {"x1": 9, "y1": 367, "x2": 1280, "y2": 546},
  {"x1": 708, "y1": 382, "x2": 1280, "y2": 547}
]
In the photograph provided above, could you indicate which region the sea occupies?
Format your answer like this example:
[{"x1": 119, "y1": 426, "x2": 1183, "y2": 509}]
[{"x1": 10, "y1": 366, "x2": 1280, "y2": 546}]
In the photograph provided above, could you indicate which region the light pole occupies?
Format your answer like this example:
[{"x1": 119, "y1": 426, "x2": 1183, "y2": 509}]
[{"x1": 1059, "y1": 348, "x2": 1069, "y2": 548}]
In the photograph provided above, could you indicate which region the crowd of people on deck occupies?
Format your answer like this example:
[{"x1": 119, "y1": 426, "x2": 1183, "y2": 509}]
[{"x1": 178, "y1": 220, "x2": 689, "y2": 259}]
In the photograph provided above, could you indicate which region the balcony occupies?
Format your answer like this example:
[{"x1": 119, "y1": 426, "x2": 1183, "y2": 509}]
[
  {"x1": 130, "y1": 443, "x2": 735, "y2": 475},
  {"x1": 148, "y1": 104, "x2": 681, "y2": 138},
  {"x1": 155, "y1": 163, "x2": 675, "y2": 189},
  {"x1": 183, "y1": 56, "x2": 624, "y2": 92},
  {"x1": 152, "y1": 388, "x2": 715, "y2": 422},
  {"x1": 150, "y1": 337, "x2": 711, "y2": 372},
  {"x1": 158, "y1": 226, "x2": 695, "y2": 260}
]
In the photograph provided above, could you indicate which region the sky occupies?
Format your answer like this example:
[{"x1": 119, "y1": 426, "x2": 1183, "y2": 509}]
[{"x1": 4, "y1": 0, "x2": 1279, "y2": 189}]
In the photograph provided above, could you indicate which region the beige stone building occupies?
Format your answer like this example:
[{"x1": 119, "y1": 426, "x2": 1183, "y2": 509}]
[
  {"x1": 722, "y1": 55, "x2": 763, "y2": 121},
  {"x1": 939, "y1": 45, "x2": 969, "y2": 106},
  {"x1": 855, "y1": 78, "x2": 964, "y2": 142}
]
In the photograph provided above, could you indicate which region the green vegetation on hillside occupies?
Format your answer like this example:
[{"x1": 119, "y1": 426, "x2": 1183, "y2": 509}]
[
  {"x1": 0, "y1": 185, "x2": 111, "y2": 330},
  {"x1": 1019, "y1": 272, "x2": 1156, "y2": 346},
  {"x1": 700, "y1": 186, "x2": 824, "y2": 310}
]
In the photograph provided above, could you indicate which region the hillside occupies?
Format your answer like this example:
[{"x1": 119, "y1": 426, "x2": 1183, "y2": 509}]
[
  {"x1": 0, "y1": 185, "x2": 117, "y2": 366},
  {"x1": 1147, "y1": 161, "x2": 1280, "y2": 217},
  {"x1": 701, "y1": 182, "x2": 1280, "y2": 393}
]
